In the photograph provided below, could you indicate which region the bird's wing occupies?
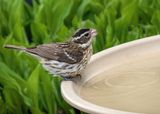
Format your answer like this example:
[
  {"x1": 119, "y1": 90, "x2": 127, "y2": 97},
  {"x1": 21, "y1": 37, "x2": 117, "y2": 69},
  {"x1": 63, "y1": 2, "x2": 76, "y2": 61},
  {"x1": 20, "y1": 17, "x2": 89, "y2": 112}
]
[{"x1": 26, "y1": 43, "x2": 83, "y2": 64}]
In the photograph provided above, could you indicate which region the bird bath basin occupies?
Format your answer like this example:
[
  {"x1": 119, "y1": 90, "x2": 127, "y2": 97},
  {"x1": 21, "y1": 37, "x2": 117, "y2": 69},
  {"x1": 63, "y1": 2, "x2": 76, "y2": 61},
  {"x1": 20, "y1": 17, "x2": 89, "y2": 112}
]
[{"x1": 61, "y1": 35, "x2": 160, "y2": 114}]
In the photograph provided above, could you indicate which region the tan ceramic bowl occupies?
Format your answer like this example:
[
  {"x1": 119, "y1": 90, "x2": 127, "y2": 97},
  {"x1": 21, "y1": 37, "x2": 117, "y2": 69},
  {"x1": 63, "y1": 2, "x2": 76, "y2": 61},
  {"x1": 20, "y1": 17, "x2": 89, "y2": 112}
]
[{"x1": 61, "y1": 35, "x2": 160, "y2": 114}]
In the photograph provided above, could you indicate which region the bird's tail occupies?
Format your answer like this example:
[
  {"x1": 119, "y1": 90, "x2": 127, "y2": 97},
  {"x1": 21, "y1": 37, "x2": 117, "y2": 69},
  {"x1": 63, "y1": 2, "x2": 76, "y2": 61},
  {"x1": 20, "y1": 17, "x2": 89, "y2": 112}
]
[{"x1": 4, "y1": 45, "x2": 26, "y2": 51}]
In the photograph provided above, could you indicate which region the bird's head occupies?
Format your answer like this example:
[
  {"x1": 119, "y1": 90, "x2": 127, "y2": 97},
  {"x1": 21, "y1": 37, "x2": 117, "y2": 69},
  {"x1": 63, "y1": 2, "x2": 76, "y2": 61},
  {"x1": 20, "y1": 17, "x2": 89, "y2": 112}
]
[{"x1": 71, "y1": 28, "x2": 97, "y2": 49}]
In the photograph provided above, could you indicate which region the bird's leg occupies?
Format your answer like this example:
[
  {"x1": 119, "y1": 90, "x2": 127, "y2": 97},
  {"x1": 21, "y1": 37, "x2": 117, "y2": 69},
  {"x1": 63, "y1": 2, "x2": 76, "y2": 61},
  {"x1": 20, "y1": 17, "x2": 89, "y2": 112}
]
[{"x1": 76, "y1": 74, "x2": 81, "y2": 79}]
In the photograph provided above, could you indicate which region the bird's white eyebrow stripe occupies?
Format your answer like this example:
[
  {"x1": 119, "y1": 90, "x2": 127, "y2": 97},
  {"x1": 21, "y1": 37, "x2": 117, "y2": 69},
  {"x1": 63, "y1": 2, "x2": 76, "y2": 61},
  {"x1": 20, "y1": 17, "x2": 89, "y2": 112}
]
[
  {"x1": 73, "y1": 36, "x2": 81, "y2": 40},
  {"x1": 64, "y1": 51, "x2": 76, "y2": 61},
  {"x1": 73, "y1": 31, "x2": 90, "y2": 40}
]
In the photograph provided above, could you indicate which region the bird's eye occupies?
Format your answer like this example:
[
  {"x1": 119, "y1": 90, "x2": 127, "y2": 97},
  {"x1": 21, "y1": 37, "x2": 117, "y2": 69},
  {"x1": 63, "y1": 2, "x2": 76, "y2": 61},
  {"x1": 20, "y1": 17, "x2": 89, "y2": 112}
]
[{"x1": 84, "y1": 33, "x2": 89, "y2": 37}]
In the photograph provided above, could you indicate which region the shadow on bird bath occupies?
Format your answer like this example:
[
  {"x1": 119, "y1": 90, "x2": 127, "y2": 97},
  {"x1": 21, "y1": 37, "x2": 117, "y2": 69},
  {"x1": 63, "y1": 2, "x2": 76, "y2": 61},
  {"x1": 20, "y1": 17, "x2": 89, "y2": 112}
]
[{"x1": 61, "y1": 35, "x2": 160, "y2": 114}]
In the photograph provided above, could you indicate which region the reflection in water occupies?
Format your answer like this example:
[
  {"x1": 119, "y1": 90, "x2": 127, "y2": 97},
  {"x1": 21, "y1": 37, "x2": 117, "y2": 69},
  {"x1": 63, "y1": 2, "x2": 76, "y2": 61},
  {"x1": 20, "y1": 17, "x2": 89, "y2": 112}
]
[{"x1": 80, "y1": 53, "x2": 160, "y2": 114}]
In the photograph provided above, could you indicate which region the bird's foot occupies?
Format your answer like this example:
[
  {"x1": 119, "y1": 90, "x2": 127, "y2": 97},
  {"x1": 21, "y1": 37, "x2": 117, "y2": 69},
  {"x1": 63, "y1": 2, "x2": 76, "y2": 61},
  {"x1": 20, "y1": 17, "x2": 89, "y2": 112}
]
[{"x1": 75, "y1": 74, "x2": 81, "y2": 80}]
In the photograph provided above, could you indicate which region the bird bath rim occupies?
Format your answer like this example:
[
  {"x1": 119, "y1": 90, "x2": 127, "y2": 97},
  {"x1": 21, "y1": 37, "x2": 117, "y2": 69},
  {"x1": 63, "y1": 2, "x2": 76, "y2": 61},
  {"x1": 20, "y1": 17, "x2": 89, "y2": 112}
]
[{"x1": 61, "y1": 35, "x2": 160, "y2": 114}]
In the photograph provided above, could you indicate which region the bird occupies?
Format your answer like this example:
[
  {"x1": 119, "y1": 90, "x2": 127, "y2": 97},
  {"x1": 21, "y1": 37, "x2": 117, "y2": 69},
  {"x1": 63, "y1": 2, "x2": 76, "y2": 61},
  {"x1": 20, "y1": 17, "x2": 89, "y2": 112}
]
[{"x1": 4, "y1": 28, "x2": 97, "y2": 80}]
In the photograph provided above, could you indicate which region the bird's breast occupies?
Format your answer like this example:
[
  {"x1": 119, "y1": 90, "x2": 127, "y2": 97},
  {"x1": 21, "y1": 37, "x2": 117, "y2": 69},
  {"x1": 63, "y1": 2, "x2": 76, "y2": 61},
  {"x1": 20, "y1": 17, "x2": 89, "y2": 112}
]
[{"x1": 42, "y1": 47, "x2": 92, "y2": 77}]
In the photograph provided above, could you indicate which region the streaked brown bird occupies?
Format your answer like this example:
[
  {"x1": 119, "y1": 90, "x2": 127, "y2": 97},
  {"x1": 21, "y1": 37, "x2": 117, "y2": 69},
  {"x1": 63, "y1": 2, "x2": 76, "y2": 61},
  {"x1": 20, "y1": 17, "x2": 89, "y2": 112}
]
[{"x1": 4, "y1": 28, "x2": 97, "y2": 80}]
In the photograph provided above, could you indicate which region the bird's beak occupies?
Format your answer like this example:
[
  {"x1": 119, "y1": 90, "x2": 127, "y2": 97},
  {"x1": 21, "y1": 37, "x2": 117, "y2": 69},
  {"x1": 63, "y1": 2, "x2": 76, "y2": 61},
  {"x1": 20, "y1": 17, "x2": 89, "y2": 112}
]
[{"x1": 91, "y1": 29, "x2": 97, "y2": 37}]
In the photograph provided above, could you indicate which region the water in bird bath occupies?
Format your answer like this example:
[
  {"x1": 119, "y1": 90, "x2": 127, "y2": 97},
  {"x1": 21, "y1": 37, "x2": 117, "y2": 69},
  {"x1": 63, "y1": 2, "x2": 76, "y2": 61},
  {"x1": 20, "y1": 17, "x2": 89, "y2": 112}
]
[{"x1": 79, "y1": 51, "x2": 160, "y2": 114}]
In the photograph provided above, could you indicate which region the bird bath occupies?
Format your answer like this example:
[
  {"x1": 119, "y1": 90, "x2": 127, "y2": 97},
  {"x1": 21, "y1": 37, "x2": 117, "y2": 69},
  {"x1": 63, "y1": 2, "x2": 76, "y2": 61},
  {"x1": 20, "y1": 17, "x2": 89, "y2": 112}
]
[{"x1": 61, "y1": 35, "x2": 160, "y2": 114}]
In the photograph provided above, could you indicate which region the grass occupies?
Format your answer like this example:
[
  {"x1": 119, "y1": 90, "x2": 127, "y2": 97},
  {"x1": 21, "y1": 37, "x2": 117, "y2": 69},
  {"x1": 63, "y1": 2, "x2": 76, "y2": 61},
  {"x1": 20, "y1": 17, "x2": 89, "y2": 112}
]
[{"x1": 0, "y1": 0, "x2": 160, "y2": 114}]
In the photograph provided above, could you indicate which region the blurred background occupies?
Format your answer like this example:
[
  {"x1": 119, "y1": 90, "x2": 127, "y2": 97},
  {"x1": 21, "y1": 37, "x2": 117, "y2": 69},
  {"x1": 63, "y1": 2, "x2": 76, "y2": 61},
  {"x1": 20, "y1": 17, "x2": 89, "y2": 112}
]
[{"x1": 0, "y1": 0, "x2": 160, "y2": 114}]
